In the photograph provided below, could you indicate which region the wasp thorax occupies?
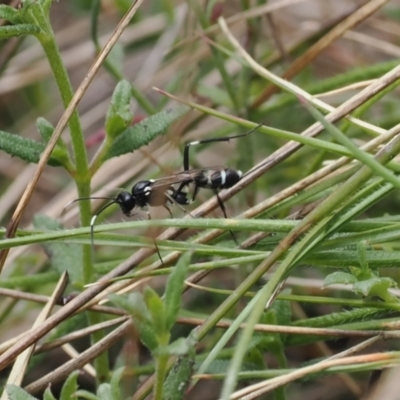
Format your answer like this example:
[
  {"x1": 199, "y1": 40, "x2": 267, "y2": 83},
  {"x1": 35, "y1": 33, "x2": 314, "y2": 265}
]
[{"x1": 132, "y1": 180, "x2": 152, "y2": 194}]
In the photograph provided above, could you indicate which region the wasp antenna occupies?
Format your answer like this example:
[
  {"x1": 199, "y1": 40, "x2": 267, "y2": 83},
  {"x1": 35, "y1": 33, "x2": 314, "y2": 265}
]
[
  {"x1": 90, "y1": 214, "x2": 98, "y2": 251},
  {"x1": 247, "y1": 122, "x2": 263, "y2": 135},
  {"x1": 89, "y1": 200, "x2": 117, "y2": 248},
  {"x1": 227, "y1": 122, "x2": 264, "y2": 142},
  {"x1": 61, "y1": 196, "x2": 116, "y2": 217}
]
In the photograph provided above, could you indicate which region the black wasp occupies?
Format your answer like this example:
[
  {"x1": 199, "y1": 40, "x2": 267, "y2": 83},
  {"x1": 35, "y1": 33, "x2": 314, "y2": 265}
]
[{"x1": 68, "y1": 123, "x2": 261, "y2": 241}]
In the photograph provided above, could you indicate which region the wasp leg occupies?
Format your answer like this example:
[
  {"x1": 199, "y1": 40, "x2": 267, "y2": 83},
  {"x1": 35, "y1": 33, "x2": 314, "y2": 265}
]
[
  {"x1": 146, "y1": 211, "x2": 164, "y2": 266},
  {"x1": 182, "y1": 123, "x2": 262, "y2": 171},
  {"x1": 213, "y1": 189, "x2": 238, "y2": 246},
  {"x1": 163, "y1": 204, "x2": 173, "y2": 218},
  {"x1": 153, "y1": 239, "x2": 164, "y2": 266},
  {"x1": 165, "y1": 192, "x2": 194, "y2": 218},
  {"x1": 191, "y1": 182, "x2": 200, "y2": 203},
  {"x1": 175, "y1": 180, "x2": 191, "y2": 197}
]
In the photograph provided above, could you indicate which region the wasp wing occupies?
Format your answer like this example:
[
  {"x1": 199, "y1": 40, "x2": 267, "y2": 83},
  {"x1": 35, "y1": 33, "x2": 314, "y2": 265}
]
[{"x1": 149, "y1": 167, "x2": 226, "y2": 189}]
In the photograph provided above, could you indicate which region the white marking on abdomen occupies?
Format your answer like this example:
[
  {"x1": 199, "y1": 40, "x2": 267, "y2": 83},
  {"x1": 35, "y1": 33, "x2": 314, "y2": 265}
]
[{"x1": 220, "y1": 169, "x2": 226, "y2": 186}]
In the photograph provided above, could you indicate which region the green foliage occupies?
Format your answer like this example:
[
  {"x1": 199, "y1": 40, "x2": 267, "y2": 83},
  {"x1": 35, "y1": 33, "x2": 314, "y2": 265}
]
[
  {"x1": 324, "y1": 241, "x2": 399, "y2": 303},
  {"x1": 245, "y1": 294, "x2": 291, "y2": 369},
  {"x1": 105, "y1": 80, "x2": 133, "y2": 139},
  {"x1": 110, "y1": 292, "x2": 159, "y2": 352},
  {"x1": 0, "y1": 130, "x2": 62, "y2": 167},
  {"x1": 163, "y1": 346, "x2": 195, "y2": 400},
  {"x1": 0, "y1": 271, "x2": 59, "y2": 290},
  {"x1": 59, "y1": 371, "x2": 80, "y2": 400},
  {"x1": 0, "y1": 5, "x2": 24, "y2": 24},
  {"x1": 43, "y1": 387, "x2": 57, "y2": 400},
  {"x1": 33, "y1": 214, "x2": 84, "y2": 287},
  {"x1": 5, "y1": 385, "x2": 38, "y2": 400},
  {"x1": 109, "y1": 367, "x2": 125, "y2": 400},
  {"x1": 0, "y1": 24, "x2": 40, "y2": 38},
  {"x1": 105, "y1": 106, "x2": 189, "y2": 159},
  {"x1": 165, "y1": 252, "x2": 192, "y2": 330},
  {"x1": 36, "y1": 118, "x2": 71, "y2": 168},
  {"x1": 144, "y1": 286, "x2": 168, "y2": 340},
  {"x1": 3, "y1": 0, "x2": 400, "y2": 398},
  {"x1": 65, "y1": 369, "x2": 123, "y2": 400},
  {"x1": 109, "y1": 253, "x2": 191, "y2": 399}
]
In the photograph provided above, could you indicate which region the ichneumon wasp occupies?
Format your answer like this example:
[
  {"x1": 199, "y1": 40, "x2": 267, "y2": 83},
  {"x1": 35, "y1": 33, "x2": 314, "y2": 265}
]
[{"x1": 66, "y1": 123, "x2": 261, "y2": 245}]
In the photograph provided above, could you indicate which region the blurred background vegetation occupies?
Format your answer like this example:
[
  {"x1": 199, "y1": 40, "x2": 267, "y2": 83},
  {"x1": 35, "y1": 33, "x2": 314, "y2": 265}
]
[{"x1": 2, "y1": 0, "x2": 400, "y2": 399}]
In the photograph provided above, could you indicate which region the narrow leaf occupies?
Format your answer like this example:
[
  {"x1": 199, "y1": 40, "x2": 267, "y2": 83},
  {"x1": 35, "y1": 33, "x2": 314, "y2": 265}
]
[
  {"x1": 0, "y1": 271, "x2": 59, "y2": 290},
  {"x1": 59, "y1": 369, "x2": 79, "y2": 400},
  {"x1": 105, "y1": 80, "x2": 133, "y2": 138},
  {"x1": 36, "y1": 118, "x2": 71, "y2": 169},
  {"x1": 163, "y1": 337, "x2": 190, "y2": 356},
  {"x1": 73, "y1": 391, "x2": 99, "y2": 400},
  {"x1": 110, "y1": 366, "x2": 125, "y2": 400},
  {"x1": 353, "y1": 277, "x2": 397, "y2": 298},
  {"x1": 33, "y1": 215, "x2": 84, "y2": 286},
  {"x1": 106, "y1": 106, "x2": 189, "y2": 159},
  {"x1": 43, "y1": 387, "x2": 57, "y2": 400},
  {"x1": 144, "y1": 286, "x2": 167, "y2": 336},
  {"x1": 165, "y1": 252, "x2": 191, "y2": 330},
  {"x1": 6, "y1": 385, "x2": 39, "y2": 400},
  {"x1": 36, "y1": 117, "x2": 54, "y2": 143},
  {"x1": 163, "y1": 345, "x2": 195, "y2": 400},
  {"x1": 323, "y1": 271, "x2": 357, "y2": 287},
  {"x1": 109, "y1": 293, "x2": 159, "y2": 352},
  {"x1": 97, "y1": 383, "x2": 112, "y2": 400},
  {"x1": 0, "y1": 5, "x2": 24, "y2": 24},
  {"x1": 0, "y1": 24, "x2": 40, "y2": 39},
  {"x1": 357, "y1": 241, "x2": 370, "y2": 272},
  {"x1": 0, "y1": 130, "x2": 61, "y2": 166}
]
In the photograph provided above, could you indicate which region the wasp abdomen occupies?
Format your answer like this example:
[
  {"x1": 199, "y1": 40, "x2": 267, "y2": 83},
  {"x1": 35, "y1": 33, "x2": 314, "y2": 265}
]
[{"x1": 196, "y1": 169, "x2": 243, "y2": 190}]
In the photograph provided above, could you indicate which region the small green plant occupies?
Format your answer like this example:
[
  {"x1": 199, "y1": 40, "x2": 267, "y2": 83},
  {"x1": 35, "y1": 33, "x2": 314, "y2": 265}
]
[
  {"x1": 324, "y1": 241, "x2": 399, "y2": 303},
  {"x1": 110, "y1": 252, "x2": 194, "y2": 400},
  {"x1": 2, "y1": 1, "x2": 400, "y2": 399}
]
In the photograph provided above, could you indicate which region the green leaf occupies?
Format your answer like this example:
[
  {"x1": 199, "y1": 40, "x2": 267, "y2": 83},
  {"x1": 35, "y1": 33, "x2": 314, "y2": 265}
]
[
  {"x1": 105, "y1": 80, "x2": 133, "y2": 139},
  {"x1": 43, "y1": 387, "x2": 57, "y2": 400},
  {"x1": 271, "y1": 292, "x2": 292, "y2": 327},
  {"x1": 59, "y1": 371, "x2": 79, "y2": 400},
  {"x1": 0, "y1": 271, "x2": 59, "y2": 290},
  {"x1": 353, "y1": 277, "x2": 397, "y2": 298},
  {"x1": 37, "y1": 117, "x2": 54, "y2": 143},
  {"x1": 36, "y1": 118, "x2": 72, "y2": 169},
  {"x1": 0, "y1": 130, "x2": 62, "y2": 166},
  {"x1": 163, "y1": 346, "x2": 195, "y2": 400},
  {"x1": 0, "y1": 24, "x2": 40, "y2": 39},
  {"x1": 110, "y1": 366, "x2": 125, "y2": 400},
  {"x1": 0, "y1": 5, "x2": 24, "y2": 24},
  {"x1": 106, "y1": 106, "x2": 189, "y2": 159},
  {"x1": 73, "y1": 391, "x2": 99, "y2": 400},
  {"x1": 109, "y1": 293, "x2": 159, "y2": 352},
  {"x1": 6, "y1": 385, "x2": 39, "y2": 400},
  {"x1": 33, "y1": 215, "x2": 84, "y2": 286},
  {"x1": 163, "y1": 337, "x2": 191, "y2": 356},
  {"x1": 144, "y1": 286, "x2": 167, "y2": 337},
  {"x1": 357, "y1": 241, "x2": 370, "y2": 272},
  {"x1": 97, "y1": 383, "x2": 112, "y2": 400},
  {"x1": 165, "y1": 252, "x2": 191, "y2": 331},
  {"x1": 323, "y1": 272, "x2": 357, "y2": 287},
  {"x1": 41, "y1": 0, "x2": 53, "y2": 14}
]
